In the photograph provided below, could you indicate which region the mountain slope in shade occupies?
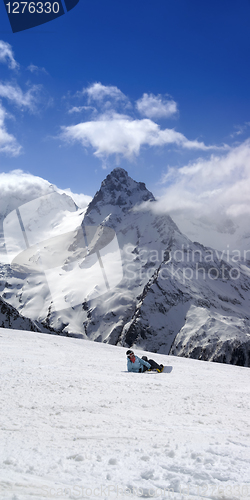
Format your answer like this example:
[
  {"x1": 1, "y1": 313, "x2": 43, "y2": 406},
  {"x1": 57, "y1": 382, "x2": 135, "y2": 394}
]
[
  {"x1": 0, "y1": 295, "x2": 55, "y2": 333},
  {"x1": 1, "y1": 168, "x2": 250, "y2": 366}
]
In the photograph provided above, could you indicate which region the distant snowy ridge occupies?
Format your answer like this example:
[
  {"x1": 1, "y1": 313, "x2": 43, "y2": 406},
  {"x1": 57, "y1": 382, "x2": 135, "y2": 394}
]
[
  {"x1": 1, "y1": 168, "x2": 250, "y2": 367},
  {"x1": 171, "y1": 304, "x2": 250, "y2": 366}
]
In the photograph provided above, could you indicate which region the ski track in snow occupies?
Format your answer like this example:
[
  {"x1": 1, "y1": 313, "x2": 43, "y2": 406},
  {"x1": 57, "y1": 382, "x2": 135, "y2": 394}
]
[{"x1": 0, "y1": 329, "x2": 250, "y2": 500}]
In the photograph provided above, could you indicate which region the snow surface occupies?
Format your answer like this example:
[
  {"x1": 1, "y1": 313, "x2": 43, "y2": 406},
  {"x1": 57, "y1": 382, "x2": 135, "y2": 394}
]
[{"x1": 1, "y1": 328, "x2": 250, "y2": 500}]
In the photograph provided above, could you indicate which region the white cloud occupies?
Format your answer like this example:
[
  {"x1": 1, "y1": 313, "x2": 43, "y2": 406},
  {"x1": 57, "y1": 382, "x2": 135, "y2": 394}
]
[
  {"x1": 230, "y1": 122, "x2": 250, "y2": 139},
  {"x1": 63, "y1": 83, "x2": 227, "y2": 163},
  {"x1": 61, "y1": 112, "x2": 224, "y2": 160},
  {"x1": 0, "y1": 103, "x2": 22, "y2": 156},
  {"x1": 146, "y1": 139, "x2": 250, "y2": 220},
  {"x1": 0, "y1": 170, "x2": 53, "y2": 220},
  {"x1": 0, "y1": 170, "x2": 92, "y2": 218},
  {"x1": 60, "y1": 188, "x2": 92, "y2": 208},
  {"x1": 0, "y1": 45, "x2": 49, "y2": 156},
  {"x1": 132, "y1": 139, "x2": 250, "y2": 250},
  {"x1": 82, "y1": 82, "x2": 127, "y2": 103},
  {"x1": 0, "y1": 41, "x2": 19, "y2": 70},
  {"x1": 0, "y1": 82, "x2": 41, "y2": 111},
  {"x1": 136, "y1": 93, "x2": 177, "y2": 119},
  {"x1": 68, "y1": 106, "x2": 96, "y2": 114},
  {"x1": 27, "y1": 64, "x2": 48, "y2": 75}
]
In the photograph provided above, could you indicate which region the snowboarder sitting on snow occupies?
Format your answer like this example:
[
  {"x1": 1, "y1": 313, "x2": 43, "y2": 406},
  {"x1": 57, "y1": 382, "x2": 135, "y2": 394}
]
[{"x1": 126, "y1": 350, "x2": 163, "y2": 373}]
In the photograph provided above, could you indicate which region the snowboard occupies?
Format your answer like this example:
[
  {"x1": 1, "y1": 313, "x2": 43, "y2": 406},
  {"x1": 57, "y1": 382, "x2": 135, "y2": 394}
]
[{"x1": 145, "y1": 366, "x2": 173, "y2": 374}]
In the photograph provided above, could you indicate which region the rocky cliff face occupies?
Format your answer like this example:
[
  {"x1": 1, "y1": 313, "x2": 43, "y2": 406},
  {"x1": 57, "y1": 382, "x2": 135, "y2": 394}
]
[
  {"x1": 86, "y1": 167, "x2": 155, "y2": 216},
  {"x1": 1, "y1": 168, "x2": 250, "y2": 366},
  {"x1": 117, "y1": 234, "x2": 250, "y2": 367}
]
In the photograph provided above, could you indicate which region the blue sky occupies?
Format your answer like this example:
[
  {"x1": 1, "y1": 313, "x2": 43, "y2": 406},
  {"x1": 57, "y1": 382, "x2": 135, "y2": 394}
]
[{"x1": 0, "y1": 0, "x2": 250, "y2": 224}]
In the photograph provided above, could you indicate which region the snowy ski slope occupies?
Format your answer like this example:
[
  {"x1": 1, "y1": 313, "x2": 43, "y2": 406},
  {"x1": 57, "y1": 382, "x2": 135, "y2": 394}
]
[{"x1": 0, "y1": 328, "x2": 250, "y2": 500}]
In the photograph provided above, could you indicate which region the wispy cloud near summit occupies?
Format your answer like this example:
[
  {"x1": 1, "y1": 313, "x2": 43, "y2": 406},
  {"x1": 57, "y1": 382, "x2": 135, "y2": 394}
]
[{"x1": 135, "y1": 139, "x2": 250, "y2": 249}]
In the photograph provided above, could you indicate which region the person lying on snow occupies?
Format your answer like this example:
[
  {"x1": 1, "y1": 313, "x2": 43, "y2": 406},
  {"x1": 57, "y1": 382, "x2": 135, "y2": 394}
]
[{"x1": 126, "y1": 350, "x2": 164, "y2": 373}]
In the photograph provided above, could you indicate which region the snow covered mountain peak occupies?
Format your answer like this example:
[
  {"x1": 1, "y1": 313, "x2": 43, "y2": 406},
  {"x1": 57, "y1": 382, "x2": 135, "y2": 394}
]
[{"x1": 86, "y1": 168, "x2": 155, "y2": 217}]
